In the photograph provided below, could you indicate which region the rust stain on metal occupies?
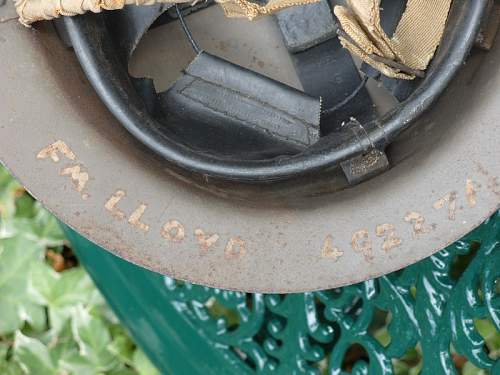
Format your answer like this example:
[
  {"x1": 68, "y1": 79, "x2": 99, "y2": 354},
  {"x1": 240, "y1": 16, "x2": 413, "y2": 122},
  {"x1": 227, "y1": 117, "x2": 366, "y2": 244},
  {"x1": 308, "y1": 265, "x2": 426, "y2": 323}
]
[
  {"x1": 37, "y1": 140, "x2": 76, "y2": 162},
  {"x1": 474, "y1": 162, "x2": 500, "y2": 198},
  {"x1": 59, "y1": 164, "x2": 89, "y2": 199},
  {"x1": 321, "y1": 235, "x2": 344, "y2": 261},
  {"x1": 376, "y1": 224, "x2": 402, "y2": 252},
  {"x1": 351, "y1": 229, "x2": 373, "y2": 262},
  {"x1": 404, "y1": 211, "x2": 433, "y2": 238},
  {"x1": 488, "y1": 176, "x2": 500, "y2": 197},
  {"x1": 161, "y1": 220, "x2": 185, "y2": 243},
  {"x1": 104, "y1": 189, "x2": 126, "y2": 219},
  {"x1": 128, "y1": 203, "x2": 150, "y2": 232},
  {"x1": 475, "y1": 162, "x2": 490, "y2": 176},
  {"x1": 194, "y1": 229, "x2": 220, "y2": 252},
  {"x1": 350, "y1": 149, "x2": 382, "y2": 175},
  {"x1": 466, "y1": 178, "x2": 477, "y2": 207},
  {"x1": 225, "y1": 237, "x2": 247, "y2": 259},
  {"x1": 433, "y1": 191, "x2": 457, "y2": 220}
]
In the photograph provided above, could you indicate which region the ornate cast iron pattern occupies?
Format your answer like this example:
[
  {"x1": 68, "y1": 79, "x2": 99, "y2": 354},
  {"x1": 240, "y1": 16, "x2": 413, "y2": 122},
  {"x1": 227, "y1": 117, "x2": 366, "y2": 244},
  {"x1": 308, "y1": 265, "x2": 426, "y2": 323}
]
[{"x1": 163, "y1": 211, "x2": 500, "y2": 374}]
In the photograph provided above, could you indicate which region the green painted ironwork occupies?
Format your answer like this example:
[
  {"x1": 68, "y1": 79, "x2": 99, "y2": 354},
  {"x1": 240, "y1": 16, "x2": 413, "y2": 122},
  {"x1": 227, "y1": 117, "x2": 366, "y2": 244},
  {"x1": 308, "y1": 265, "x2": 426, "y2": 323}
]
[{"x1": 63, "y1": 210, "x2": 500, "y2": 374}]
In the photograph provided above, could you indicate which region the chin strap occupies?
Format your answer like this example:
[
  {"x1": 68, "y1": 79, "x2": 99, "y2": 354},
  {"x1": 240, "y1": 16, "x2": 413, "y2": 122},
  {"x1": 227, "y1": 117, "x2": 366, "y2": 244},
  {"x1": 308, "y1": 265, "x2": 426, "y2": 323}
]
[
  {"x1": 217, "y1": 0, "x2": 318, "y2": 20},
  {"x1": 15, "y1": 0, "x2": 319, "y2": 25},
  {"x1": 15, "y1": 0, "x2": 185, "y2": 26},
  {"x1": 334, "y1": 0, "x2": 452, "y2": 80}
]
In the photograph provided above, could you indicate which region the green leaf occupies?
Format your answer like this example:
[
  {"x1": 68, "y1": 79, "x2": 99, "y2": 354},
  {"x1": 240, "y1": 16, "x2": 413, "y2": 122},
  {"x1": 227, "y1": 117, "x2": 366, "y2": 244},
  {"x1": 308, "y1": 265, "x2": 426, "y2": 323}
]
[
  {"x1": 51, "y1": 269, "x2": 95, "y2": 308},
  {"x1": 5, "y1": 217, "x2": 64, "y2": 251},
  {"x1": 19, "y1": 301, "x2": 46, "y2": 333},
  {"x1": 462, "y1": 362, "x2": 487, "y2": 375},
  {"x1": 109, "y1": 369, "x2": 137, "y2": 375},
  {"x1": 71, "y1": 305, "x2": 120, "y2": 372},
  {"x1": 27, "y1": 262, "x2": 59, "y2": 305},
  {"x1": 14, "y1": 193, "x2": 36, "y2": 219},
  {"x1": 475, "y1": 319, "x2": 500, "y2": 355},
  {"x1": 408, "y1": 360, "x2": 422, "y2": 375},
  {"x1": 2, "y1": 219, "x2": 32, "y2": 241},
  {"x1": 30, "y1": 205, "x2": 66, "y2": 248},
  {"x1": 0, "y1": 359, "x2": 24, "y2": 375},
  {"x1": 50, "y1": 341, "x2": 78, "y2": 366},
  {"x1": 108, "y1": 333, "x2": 135, "y2": 366},
  {"x1": 0, "y1": 237, "x2": 46, "y2": 335},
  {"x1": 60, "y1": 352, "x2": 102, "y2": 375},
  {"x1": 0, "y1": 168, "x2": 22, "y2": 220},
  {"x1": 0, "y1": 203, "x2": 64, "y2": 249},
  {"x1": 1, "y1": 167, "x2": 142, "y2": 375},
  {"x1": 132, "y1": 350, "x2": 160, "y2": 375},
  {"x1": 393, "y1": 359, "x2": 410, "y2": 375},
  {"x1": 73, "y1": 306, "x2": 111, "y2": 352},
  {"x1": 89, "y1": 298, "x2": 120, "y2": 326},
  {"x1": 13, "y1": 332, "x2": 56, "y2": 375},
  {"x1": 374, "y1": 327, "x2": 391, "y2": 347},
  {"x1": 72, "y1": 305, "x2": 111, "y2": 352},
  {"x1": 0, "y1": 341, "x2": 11, "y2": 361},
  {"x1": 29, "y1": 266, "x2": 96, "y2": 335}
]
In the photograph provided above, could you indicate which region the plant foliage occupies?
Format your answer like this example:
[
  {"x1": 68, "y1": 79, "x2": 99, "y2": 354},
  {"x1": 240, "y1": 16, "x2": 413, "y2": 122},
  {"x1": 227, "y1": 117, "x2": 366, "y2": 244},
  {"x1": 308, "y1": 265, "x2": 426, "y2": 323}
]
[{"x1": 0, "y1": 167, "x2": 159, "y2": 375}]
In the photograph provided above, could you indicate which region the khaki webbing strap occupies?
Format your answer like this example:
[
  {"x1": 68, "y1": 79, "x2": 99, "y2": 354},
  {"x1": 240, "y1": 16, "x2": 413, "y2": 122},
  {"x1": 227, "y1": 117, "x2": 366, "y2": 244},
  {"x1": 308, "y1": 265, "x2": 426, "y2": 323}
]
[
  {"x1": 15, "y1": 0, "x2": 186, "y2": 26},
  {"x1": 15, "y1": 0, "x2": 319, "y2": 25},
  {"x1": 334, "y1": 0, "x2": 452, "y2": 80},
  {"x1": 218, "y1": 0, "x2": 319, "y2": 21}
]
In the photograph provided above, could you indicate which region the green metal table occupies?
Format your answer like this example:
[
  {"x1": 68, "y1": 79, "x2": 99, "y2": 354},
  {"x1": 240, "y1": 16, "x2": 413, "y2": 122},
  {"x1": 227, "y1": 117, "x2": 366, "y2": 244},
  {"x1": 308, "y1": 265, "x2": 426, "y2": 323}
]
[{"x1": 63, "y1": 210, "x2": 500, "y2": 374}]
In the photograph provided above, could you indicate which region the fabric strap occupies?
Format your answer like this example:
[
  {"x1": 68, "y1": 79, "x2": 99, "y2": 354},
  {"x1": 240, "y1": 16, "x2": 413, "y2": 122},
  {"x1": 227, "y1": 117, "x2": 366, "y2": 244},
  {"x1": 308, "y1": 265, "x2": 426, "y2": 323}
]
[
  {"x1": 16, "y1": 0, "x2": 452, "y2": 82},
  {"x1": 15, "y1": 0, "x2": 185, "y2": 25},
  {"x1": 15, "y1": 0, "x2": 319, "y2": 25},
  {"x1": 334, "y1": 0, "x2": 453, "y2": 79},
  {"x1": 218, "y1": 0, "x2": 319, "y2": 20}
]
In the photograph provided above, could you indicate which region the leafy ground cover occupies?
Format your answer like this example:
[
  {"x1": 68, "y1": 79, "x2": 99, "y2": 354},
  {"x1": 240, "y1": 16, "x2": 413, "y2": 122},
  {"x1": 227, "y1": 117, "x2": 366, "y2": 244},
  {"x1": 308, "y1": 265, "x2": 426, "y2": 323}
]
[{"x1": 0, "y1": 167, "x2": 159, "y2": 375}]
